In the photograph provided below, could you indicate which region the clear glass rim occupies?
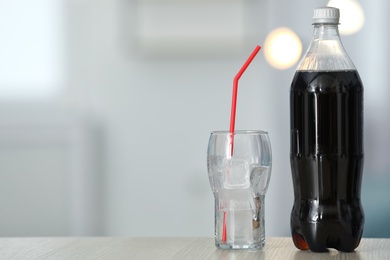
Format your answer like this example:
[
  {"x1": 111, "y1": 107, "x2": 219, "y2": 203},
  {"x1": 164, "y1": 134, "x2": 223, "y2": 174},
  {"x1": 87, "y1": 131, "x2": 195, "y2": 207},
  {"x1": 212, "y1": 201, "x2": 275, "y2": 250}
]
[{"x1": 211, "y1": 130, "x2": 268, "y2": 135}]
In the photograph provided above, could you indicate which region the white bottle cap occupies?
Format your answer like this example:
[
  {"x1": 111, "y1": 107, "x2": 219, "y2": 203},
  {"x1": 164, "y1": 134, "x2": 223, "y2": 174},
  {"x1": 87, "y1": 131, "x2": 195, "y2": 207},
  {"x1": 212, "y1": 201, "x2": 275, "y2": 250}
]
[{"x1": 313, "y1": 7, "x2": 340, "y2": 24}]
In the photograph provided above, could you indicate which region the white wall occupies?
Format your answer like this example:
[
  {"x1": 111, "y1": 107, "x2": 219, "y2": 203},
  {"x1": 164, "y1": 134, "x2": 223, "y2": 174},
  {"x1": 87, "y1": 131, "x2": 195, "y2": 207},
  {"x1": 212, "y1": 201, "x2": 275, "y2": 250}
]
[{"x1": 60, "y1": 0, "x2": 307, "y2": 236}]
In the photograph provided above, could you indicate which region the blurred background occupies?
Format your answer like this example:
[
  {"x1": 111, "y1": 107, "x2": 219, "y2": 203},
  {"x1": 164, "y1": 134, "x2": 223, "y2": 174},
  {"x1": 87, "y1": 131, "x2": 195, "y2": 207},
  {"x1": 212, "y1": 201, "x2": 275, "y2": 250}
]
[{"x1": 0, "y1": 0, "x2": 389, "y2": 238}]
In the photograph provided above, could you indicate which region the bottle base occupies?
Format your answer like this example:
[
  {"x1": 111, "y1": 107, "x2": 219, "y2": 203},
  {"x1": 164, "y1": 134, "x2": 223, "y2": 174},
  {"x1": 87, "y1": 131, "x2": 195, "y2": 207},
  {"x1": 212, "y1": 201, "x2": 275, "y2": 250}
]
[
  {"x1": 291, "y1": 226, "x2": 363, "y2": 252},
  {"x1": 292, "y1": 232, "x2": 310, "y2": 251}
]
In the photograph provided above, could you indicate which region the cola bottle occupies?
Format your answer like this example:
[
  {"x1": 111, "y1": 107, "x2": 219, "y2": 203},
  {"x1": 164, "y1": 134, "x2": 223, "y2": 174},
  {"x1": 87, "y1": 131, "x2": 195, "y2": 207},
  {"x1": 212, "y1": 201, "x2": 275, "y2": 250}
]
[{"x1": 290, "y1": 7, "x2": 364, "y2": 252}]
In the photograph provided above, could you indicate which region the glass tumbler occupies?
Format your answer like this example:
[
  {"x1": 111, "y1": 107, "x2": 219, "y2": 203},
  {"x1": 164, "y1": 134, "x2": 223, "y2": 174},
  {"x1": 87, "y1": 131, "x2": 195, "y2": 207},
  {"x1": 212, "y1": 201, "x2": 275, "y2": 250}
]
[{"x1": 207, "y1": 130, "x2": 272, "y2": 249}]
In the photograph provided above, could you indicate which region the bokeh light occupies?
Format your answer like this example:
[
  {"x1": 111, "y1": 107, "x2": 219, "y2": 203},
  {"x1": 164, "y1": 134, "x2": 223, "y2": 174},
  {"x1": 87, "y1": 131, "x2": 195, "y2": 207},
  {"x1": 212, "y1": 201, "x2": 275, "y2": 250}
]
[
  {"x1": 264, "y1": 27, "x2": 302, "y2": 70},
  {"x1": 327, "y1": 0, "x2": 365, "y2": 35}
]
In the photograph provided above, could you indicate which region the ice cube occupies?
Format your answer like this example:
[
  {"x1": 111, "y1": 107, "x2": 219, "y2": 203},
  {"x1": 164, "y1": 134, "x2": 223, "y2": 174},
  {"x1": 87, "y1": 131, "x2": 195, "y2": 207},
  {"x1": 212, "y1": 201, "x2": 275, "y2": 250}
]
[
  {"x1": 219, "y1": 189, "x2": 258, "y2": 244},
  {"x1": 226, "y1": 209, "x2": 254, "y2": 244},
  {"x1": 219, "y1": 189, "x2": 256, "y2": 212},
  {"x1": 223, "y1": 158, "x2": 250, "y2": 189},
  {"x1": 250, "y1": 165, "x2": 270, "y2": 195}
]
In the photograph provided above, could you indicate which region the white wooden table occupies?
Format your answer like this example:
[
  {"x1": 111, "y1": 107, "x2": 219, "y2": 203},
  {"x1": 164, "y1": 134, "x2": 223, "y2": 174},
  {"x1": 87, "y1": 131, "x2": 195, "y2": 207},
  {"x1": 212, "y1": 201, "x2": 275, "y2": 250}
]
[{"x1": 0, "y1": 237, "x2": 389, "y2": 259}]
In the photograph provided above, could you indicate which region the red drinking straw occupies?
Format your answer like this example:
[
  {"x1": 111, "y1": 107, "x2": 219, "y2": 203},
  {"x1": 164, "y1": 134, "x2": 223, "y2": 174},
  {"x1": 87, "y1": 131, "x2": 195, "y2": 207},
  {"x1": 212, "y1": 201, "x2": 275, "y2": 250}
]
[
  {"x1": 223, "y1": 45, "x2": 262, "y2": 243},
  {"x1": 229, "y1": 45, "x2": 262, "y2": 156}
]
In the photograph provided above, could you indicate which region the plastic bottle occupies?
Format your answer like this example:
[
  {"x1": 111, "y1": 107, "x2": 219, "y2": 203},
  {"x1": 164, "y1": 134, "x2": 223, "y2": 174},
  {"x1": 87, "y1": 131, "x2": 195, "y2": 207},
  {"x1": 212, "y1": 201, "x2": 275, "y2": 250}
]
[{"x1": 290, "y1": 7, "x2": 364, "y2": 252}]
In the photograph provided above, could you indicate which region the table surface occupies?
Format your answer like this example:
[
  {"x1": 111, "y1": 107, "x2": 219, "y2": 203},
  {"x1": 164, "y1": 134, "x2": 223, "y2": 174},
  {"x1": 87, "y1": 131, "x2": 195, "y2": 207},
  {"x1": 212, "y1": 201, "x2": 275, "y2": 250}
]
[{"x1": 0, "y1": 237, "x2": 389, "y2": 259}]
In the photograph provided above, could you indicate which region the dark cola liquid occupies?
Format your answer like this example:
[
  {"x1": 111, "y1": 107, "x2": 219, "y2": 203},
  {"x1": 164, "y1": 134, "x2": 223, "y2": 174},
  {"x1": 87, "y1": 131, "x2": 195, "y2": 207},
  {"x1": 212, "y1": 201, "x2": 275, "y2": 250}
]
[{"x1": 290, "y1": 70, "x2": 364, "y2": 252}]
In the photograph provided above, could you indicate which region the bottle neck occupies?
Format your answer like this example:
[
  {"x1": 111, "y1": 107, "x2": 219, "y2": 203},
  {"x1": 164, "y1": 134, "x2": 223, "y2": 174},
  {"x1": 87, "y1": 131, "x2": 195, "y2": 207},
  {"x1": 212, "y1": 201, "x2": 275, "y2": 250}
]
[{"x1": 312, "y1": 23, "x2": 341, "y2": 41}]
